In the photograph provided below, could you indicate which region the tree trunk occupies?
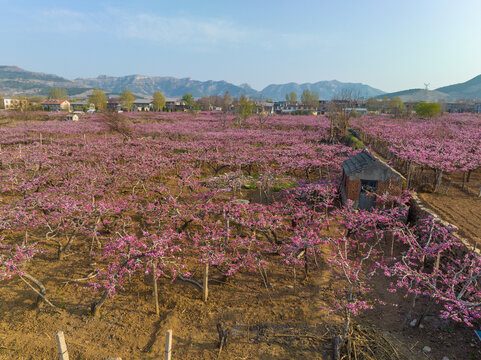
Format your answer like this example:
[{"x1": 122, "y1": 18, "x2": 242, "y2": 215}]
[
  {"x1": 21, "y1": 273, "x2": 55, "y2": 309},
  {"x1": 414, "y1": 300, "x2": 435, "y2": 329},
  {"x1": 435, "y1": 170, "x2": 443, "y2": 192},
  {"x1": 467, "y1": 169, "x2": 472, "y2": 183},
  {"x1": 444, "y1": 179, "x2": 452, "y2": 195},
  {"x1": 91, "y1": 290, "x2": 109, "y2": 317},
  {"x1": 332, "y1": 336, "x2": 341, "y2": 360}
]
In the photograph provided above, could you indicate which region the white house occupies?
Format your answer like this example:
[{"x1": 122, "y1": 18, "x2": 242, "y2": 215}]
[
  {"x1": 66, "y1": 114, "x2": 79, "y2": 121},
  {"x1": 3, "y1": 98, "x2": 26, "y2": 110}
]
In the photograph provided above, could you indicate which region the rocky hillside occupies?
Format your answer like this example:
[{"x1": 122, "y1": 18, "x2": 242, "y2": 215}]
[
  {"x1": 0, "y1": 66, "x2": 90, "y2": 97},
  {"x1": 261, "y1": 80, "x2": 385, "y2": 100},
  {"x1": 74, "y1": 75, "x2": 259, "y2": 98}
]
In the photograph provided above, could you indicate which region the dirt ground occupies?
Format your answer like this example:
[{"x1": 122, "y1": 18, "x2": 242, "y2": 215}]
[
  {"x1": 417, "y1": 170, "x2": 481, "y2": 247},
  {"x1": 0, "y1": 246, "x2": 336, "y2": 360},
  {"x1": 1, "y1": 238, "x2": 481, "y2": 360}
]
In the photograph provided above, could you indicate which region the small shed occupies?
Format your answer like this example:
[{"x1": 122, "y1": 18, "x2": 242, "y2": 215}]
[
  {"x1": 340, "y1": 149, "x2": 405, "y2": 209},
  {"x1": 66, "y1": 114, "x2": 79, "y2": 121}
]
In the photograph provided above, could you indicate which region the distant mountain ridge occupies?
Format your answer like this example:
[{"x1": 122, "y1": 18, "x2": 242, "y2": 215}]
[
  {"x1": 436, "y1": 74, "x2": 481, "y2": 99},
  {"x1": 0, "y1": 66, "x2": 90, "y2": 97},
  {"x1": 74, "y1": 74, "x2": 259, "y2": 99},
  {"x1": 261, "y1": 80, "x2": 385, "y2": 100},
  {"x1": 0, "y1": 65, "x2": 384, "y2": 100},
  {"x1": 1, "y1": 65, "x2": 480, "y2": 101}
]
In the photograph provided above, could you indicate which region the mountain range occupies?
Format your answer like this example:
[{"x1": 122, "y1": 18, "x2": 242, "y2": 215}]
[
  {"x1": 1, "y1": 65, "x2": 480, "y2": 101},
  {"x1": 0, "y1": 66, "x2": 384, "y2": 100}
]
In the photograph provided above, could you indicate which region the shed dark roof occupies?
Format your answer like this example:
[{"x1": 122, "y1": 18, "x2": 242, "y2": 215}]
[{"x1": 341, "y1": 149, "x2": 377, "y2": 176}]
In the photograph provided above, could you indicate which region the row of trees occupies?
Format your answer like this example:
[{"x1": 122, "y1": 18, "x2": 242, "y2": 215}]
[
  {"x1": 48, "y1": 88, "x2": 68, "y2": 99},
  {"x1": 284, "y1": 89, "x2": 320, "y2": 106},
  {"x1": 366, "y1": 97, "x2": 442, "y2": 117},
  {"x1": 86, "y1": 89, "x2": 166, "y2": 112},
  {"x1": 2, "y1": 87, "x2": 248, "y2": 114}
]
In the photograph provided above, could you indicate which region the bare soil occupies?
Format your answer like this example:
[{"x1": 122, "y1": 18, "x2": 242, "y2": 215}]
[
  {"x1": 1, "y1": 238, "x2": 480, "y2": 359},
  {"x1": 417, "y1": 169, "x2": 481, "y2": 247}
]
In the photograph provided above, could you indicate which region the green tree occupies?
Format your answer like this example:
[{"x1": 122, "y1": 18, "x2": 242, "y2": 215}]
[
  {"x1": 366, "y1": 98, "x2": 380, "y2": 111},
  {"x1": 415, "y1": 101, "x2": 440, "y2": 117},
  {"x1": 181, "y1": 93, "x2": 195, "y2": 108},
  {"x1": 12, "y1": 95, "x2": 30, "y2": 112},
  {"x1": 153, "y1": 91, "x2": 166, "y2": 111},
  {"x1": 120, "y1": 89, "x2": 135, "y2": 111},
  {"x1": 381, "y1": 96, "x2": 389, "y2": 113},
  {"x1": 48, "y1": 88, "x2": 68, "y2": 99},
  {"x1": 388, "y1": 97, "x2": 405, "y2": 116},
  {"x1": 311, "y1": 91, "x2": 319, "y2": 108},
  {"x1": 0, "y1": 92, "x2": 4, "y2": 109},
  {"x1": 89, "y1": 89, "x2": 107, "y2": 111},
  {"x1": 301, "y1": 89, "x2": 312, "y2": 105},
  {"x1": 437, "y1": 99, "x2": 447, "y2": 115},
  {"x1": 222, "y1": 90, "x2": 232, "y2": 112},
  {"x1": 285, "y1": 92, "x2": 297, "y2": 104},
  {"x1": 237, "y1": 94, "x2": 254, "y2": 126}
]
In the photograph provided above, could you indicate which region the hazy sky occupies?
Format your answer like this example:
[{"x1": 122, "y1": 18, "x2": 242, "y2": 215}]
[{"x1": 1, "y1": 0, "x2": 480, "y2": 92}]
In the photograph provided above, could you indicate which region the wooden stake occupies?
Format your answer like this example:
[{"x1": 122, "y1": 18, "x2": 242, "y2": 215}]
[
  {"x1": 203, "y1": 263, "x2": 209, "y2": 302},
  {"x1": 56, "y1": 331, "x2": 69, "y2": 360},
  {"x1": 153, "y1": 274, "x2": 159, "y2": 316},
  {"x1": 407, "y1": 162, "x2": 413, "y2": 188},
  {"x1": 293, "y1": 265, "x2": 296, "y2": 294},
  {"x1": 390, "y1": 232, "x2": 395, "y2": 257},
  {"x1": 165, "y1": 329, "x2": 172, "y2": 360}
]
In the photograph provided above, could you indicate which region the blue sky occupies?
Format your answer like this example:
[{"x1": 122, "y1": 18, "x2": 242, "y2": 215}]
[{"x1": 1, "y1": 0, "x2": 480, "y2": 92}]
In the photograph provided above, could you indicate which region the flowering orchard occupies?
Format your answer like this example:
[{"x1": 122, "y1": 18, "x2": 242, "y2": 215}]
[
  {"x1": 351, "y1": 114, "x2": 481, "y2": 191},
  {"x1": 1, "y1": 112, "x2": 481, "y2": 357}
]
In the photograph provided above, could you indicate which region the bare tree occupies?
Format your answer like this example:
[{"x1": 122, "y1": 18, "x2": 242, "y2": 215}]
[
  {"x1": 220, "y1": 91, "x2": 232, "y2": 128},
  {"x1": 327, "y1": 89, "x2": 361, "y2": 142}
]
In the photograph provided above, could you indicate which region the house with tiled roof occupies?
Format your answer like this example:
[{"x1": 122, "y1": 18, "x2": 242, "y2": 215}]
[{"x1": 41, "y1": 99, "x2": 70, "y2": 112}]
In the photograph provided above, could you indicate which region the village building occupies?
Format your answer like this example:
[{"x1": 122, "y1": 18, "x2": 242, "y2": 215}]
[
  {"x1": 71, "y1": 101, "x2": 95, "y2": 112},
  {"x1": 342, "y1": 107, "x2": 368, "y2": 116},
  {"x1": 3, "y1": 98, "x2": 28, "y2": 110},
  {"x1": 3, "y1": 98, "x2": 16, "y2": 110},
  {"x1": 107, "y1": 97, "x2": 121, "y2": 112},
  {"x1": 340, "y1": 149, "x2": 405, "y2": 209},
  {"x1": 165, "y1": 99, "x2": 187, "y2": 112},
  {"x1": 65, "y1": 114, "x2": 79, "y2": 121},
  {"x1": 133, "y1": 99, "x2": 152, "y2": 111},
  {"x1": 256, "y1": 101, "x2": 275, "y2": 114},
  {"x1": 41, "y1": 99, "x2": 71, "y2": 112}
]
